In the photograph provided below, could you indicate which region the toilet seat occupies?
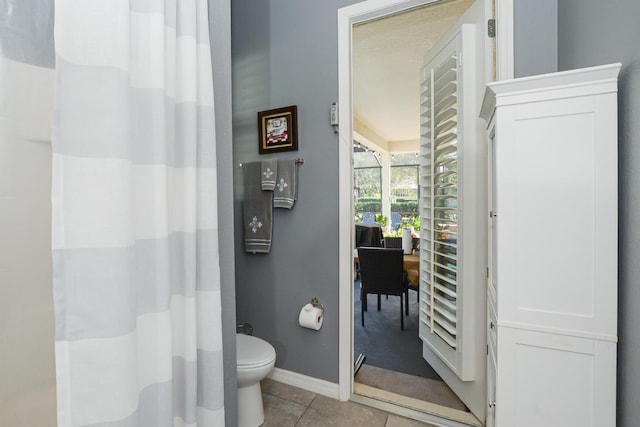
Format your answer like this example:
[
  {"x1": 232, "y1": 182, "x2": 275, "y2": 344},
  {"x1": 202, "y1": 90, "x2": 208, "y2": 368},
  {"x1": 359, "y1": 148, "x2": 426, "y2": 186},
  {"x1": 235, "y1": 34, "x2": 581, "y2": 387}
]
[{"x1": 237, "y1": 333, "x2": 276, "y2": 369}]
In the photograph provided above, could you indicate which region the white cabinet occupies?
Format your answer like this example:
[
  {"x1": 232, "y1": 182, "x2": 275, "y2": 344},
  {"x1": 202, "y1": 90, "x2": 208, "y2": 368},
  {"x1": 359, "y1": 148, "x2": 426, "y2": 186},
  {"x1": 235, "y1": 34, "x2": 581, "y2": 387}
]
[{"x1": 480, "y1": 64, "x2": 620, "y2": 427}]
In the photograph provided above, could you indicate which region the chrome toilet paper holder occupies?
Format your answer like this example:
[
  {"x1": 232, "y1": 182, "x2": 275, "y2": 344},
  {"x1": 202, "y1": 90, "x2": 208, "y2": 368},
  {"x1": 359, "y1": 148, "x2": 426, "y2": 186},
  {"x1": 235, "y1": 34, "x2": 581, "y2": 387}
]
[
  {"x1": 310, "y1": 297, "x2": 324, "y2": 313},
  {"x1": 236, "y1": 322, "x2": 254, "y2": 335}
]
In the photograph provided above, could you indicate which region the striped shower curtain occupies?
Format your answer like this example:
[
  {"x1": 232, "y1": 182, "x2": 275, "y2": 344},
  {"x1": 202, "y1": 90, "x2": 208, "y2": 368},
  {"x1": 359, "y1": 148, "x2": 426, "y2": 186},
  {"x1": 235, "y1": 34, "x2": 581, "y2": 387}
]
[{"x1": 52, "y1": 1, "x2": 224, "y2": 426}]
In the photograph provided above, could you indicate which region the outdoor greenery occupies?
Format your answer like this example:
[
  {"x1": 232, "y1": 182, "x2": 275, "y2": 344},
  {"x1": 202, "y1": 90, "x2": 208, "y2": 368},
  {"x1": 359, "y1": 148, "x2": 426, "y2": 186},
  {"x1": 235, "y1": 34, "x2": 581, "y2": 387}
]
[
  {"x1": 375, "y1": 214, "x2": 388, "y2": 227},
  {"x1": 354, "y1": 198, "x2": 381, "y2": 214},
  {"x1": 354, "y1": 164, "x2": 419, "y2": 202},
  {"x1": 353, "y1": 151, "x2": 420, "y2": 231},
  {"x1": 354, "y1": 198, "x2": 418, "y2": 215},
  {"x1": 391, "y1": 200, "x2": 418, "y2": 214},
  {"x1": 383, "y1": 215, "x2": 421, "y2": 237},
  {"x1": 353, "y1": 168, "x2": 381, "y2": 199},
  {"x1": 391, "y1": 165, "x2": 419, "y2": 200}
]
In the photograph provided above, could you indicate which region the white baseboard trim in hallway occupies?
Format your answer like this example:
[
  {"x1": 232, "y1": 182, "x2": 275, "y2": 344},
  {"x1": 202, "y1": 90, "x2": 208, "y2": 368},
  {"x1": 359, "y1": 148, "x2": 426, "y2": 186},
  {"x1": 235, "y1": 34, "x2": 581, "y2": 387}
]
[{"x1": 267, "y1": 368, "x2": 341, "y2": 400}]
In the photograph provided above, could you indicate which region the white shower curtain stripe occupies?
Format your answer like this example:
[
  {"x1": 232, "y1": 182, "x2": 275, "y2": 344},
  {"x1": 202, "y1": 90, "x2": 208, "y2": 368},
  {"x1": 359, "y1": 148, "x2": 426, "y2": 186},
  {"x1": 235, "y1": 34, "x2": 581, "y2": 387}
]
[
  {"x1": 53, "y1": 0, "x2": 224, "y2": 425},
  {"x1": 55, "y1": 0, "x2": 131, "y2": 70},
  {"x1": 130, "y1": 12, "x2": 166, "y2": 89}
]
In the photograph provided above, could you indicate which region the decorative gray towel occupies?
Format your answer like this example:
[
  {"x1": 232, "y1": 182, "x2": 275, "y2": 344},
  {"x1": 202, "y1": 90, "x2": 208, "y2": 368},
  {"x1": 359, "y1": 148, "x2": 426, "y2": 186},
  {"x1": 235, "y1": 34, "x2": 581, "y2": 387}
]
[
  {"x1": 274, "y1": 159, "x2": 298, "y2": 209},
  {"x1": 243, "y1": 162, "x2": 273, "y2": 253},
  {"x1": 261, "y1": 159, "x2": 277, "y2": 190}
]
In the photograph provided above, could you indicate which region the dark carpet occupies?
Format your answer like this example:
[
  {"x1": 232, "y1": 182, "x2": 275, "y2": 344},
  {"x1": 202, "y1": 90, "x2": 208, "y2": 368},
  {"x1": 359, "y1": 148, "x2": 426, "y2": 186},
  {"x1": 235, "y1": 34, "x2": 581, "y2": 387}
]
[{"x1": 354, "y1": 279, "x2": 442, "y2": 381}]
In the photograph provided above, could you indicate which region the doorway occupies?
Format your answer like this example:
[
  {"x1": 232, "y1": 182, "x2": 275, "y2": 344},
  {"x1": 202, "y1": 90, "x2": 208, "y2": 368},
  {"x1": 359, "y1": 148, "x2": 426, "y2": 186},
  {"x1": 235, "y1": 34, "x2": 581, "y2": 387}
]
[
  {"x1": 350, "y1": 0, "x2": 473, "y2": 418},
  {"x1": 338, "y1": 0, "x2": 513, "y2": 425}
]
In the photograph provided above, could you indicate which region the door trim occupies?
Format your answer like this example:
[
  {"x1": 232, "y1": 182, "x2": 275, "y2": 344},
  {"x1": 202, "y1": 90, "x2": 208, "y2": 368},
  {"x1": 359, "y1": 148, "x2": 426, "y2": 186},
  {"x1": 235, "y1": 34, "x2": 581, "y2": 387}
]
[
  {"x1": 337, "y1": 0, "x2": 514, "y2": 402},
  {"x1": 495, "y1": 0, "x2": 515, "y2": 80}
]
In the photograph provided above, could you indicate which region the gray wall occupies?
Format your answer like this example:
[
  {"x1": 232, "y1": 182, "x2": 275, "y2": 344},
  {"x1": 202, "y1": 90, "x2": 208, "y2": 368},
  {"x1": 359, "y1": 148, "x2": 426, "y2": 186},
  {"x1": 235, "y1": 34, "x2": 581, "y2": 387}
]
[
  {"x1": 231, "y1": 0, "x2": 359, "y2": 382},
  {"x1": 0, "y1": 0, "x2": 55, "y2": 68},
  {"x1": 514, "y1": 0, "x2": 558, "y2": 77},
  {"x1": 208, "y1": 1, "x2": 237, "y2": 426},
  {"x1": 557, "y1": 1, "x2": 640, "y2": 426},
  {"x1": 230, "y1": 4, "x2": 639, "y2": 418}
]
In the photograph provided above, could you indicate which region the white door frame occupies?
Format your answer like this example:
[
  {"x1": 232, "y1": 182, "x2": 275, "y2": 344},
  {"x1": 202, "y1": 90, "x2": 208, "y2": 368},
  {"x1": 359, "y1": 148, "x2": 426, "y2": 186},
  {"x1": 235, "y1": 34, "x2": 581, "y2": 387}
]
[{"x1": 337, "y1": 0, "x2": 514, "y2": 402}]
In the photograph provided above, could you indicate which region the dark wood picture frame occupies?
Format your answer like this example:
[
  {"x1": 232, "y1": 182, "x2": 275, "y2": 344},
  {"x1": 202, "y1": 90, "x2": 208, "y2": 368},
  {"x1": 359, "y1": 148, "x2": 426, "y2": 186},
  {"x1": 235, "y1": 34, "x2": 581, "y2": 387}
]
[{"x1": 258, "y1": 105, "x2": 298, "y2": 154}]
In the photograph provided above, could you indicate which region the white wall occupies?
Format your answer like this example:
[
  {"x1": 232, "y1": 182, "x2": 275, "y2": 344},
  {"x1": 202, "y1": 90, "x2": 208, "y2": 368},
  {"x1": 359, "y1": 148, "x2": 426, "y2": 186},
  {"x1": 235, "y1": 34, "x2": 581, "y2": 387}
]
[{"x1": 0, "y1": 57, "x2": 56, "y2": 426}]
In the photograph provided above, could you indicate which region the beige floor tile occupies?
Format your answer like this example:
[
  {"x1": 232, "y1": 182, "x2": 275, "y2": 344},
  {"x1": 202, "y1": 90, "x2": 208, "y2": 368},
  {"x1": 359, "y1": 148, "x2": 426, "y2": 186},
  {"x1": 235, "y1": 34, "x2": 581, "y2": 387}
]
[
  {"x1": 261, "y1": 378, "x2": 317, "y2": 407},
  {"x1": 385, "y1": 414, "x2": 440, "y2": 427},
  {"x1": 355, "y1": 364, "x2": 466, "y2": 411},
  {"x1": 296, "y1": 394, "x2": 388, "y2": 427},
  {"x1": 262, "y1": 393, "x2": 308, "y2": 427}
]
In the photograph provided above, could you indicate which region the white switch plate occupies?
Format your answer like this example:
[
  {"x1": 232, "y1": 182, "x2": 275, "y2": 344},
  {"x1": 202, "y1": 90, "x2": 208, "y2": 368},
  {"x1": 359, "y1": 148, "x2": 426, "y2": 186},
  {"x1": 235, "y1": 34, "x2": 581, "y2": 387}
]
[{"x1": 330, "y1": 102, "x2": 338, "y2": 125}]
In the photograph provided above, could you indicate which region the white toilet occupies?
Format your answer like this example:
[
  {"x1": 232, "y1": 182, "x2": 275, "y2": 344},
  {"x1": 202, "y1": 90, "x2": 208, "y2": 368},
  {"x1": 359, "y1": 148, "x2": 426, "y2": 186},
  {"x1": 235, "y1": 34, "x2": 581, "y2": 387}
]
[{"x1": 236, "y1": 333, "x2": 276, "y2": 427}]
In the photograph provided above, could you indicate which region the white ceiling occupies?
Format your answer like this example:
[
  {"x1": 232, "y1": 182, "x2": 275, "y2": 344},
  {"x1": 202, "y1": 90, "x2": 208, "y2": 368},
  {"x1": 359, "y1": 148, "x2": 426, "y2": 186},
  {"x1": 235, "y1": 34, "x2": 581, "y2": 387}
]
[{"x1": 353, "y1": 0, "x2": 473, "y2": 148}]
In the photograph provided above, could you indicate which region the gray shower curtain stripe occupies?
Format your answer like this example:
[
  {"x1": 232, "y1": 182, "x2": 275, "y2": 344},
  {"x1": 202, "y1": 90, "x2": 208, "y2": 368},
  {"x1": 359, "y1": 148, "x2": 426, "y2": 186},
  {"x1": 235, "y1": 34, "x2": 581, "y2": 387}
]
[
  {"x1": 132, "y1": 101, "x2": 217, "y2": 167},
  {"x1": 52, "y1": 0, "x2": 224, "y2": 425},
  {"x1": 53, "y1": 58, "x2": 217, "y2": 168},
  {"x1": 52, "y1": 230, "x2": 221, "y2": 342},
  {"x1": 196, "y1": 349, "x2": 226, "y2": 409},
  {"x1": 195, "y1": 229, "x2": 221, "y2": 290}
]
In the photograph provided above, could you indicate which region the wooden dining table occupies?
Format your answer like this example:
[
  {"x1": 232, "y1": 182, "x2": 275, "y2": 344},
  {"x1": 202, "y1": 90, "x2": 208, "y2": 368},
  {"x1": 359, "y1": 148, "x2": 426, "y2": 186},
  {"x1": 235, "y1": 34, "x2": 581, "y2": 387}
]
[{"x1": 402, "y1": 253, "x2": 420, "y2": 271}]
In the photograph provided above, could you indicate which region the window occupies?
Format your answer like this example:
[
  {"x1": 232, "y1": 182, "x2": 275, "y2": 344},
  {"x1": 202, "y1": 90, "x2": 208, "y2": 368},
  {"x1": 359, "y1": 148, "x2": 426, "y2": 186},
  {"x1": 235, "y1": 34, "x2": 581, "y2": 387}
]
[
  {"x1": 390, "y1": 153, "x2": 419, "y2": 221},
  {"x1": 353, "y1": 145, "x2": 382, "y2": 217},
  {"x1": 391, "y1": 154, "x2": 419, "y2": 200}
]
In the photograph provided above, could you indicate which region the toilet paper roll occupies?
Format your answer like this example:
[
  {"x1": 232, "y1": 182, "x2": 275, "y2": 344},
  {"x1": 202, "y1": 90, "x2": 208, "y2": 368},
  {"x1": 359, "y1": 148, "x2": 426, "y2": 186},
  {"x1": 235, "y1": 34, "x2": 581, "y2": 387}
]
[
  {"x1": 402, "y1": 228, "x2": 413, "y2": 254},
  {"x1": 298, "y1": 303, "x2": 323, "y2": 330}
]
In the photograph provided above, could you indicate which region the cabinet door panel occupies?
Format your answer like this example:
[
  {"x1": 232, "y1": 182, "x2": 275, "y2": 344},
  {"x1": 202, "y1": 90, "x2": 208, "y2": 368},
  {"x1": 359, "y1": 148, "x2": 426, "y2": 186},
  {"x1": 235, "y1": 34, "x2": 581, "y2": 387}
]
[
  {"x1": 496, "y1": 328, "x2": 616, "y2": 427},
  {"x1": 496, "y1": 93, "x2": 617, "y2": 338}
]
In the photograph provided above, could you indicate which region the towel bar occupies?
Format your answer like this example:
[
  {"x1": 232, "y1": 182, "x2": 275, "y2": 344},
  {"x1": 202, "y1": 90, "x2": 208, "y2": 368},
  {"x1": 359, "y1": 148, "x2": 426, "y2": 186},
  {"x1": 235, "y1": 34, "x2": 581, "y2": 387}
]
[{"x1": 239, "y1": 158, "x2": 304, "y2": 167}]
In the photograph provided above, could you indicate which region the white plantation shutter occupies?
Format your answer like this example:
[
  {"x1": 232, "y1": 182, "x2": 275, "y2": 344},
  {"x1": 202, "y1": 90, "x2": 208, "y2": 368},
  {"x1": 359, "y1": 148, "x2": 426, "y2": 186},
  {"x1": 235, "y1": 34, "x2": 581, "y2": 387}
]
[{"x1": 419, "y1": 25, "x2": 477, "y2": 380}]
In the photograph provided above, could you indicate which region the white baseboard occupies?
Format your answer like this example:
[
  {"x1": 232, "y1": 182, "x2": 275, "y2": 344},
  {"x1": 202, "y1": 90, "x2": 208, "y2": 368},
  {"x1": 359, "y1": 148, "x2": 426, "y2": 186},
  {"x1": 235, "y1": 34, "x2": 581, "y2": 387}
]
[{"x1": 267, "y1": 368, "x2": 340, "y2": 400}]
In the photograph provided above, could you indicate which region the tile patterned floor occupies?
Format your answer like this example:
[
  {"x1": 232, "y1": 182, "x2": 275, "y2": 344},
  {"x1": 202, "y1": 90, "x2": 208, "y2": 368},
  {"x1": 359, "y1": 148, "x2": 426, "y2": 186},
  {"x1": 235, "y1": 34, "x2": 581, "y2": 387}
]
[
  {"x1": 355, "y1": 365, "x2": 466, "y2": 411},
  {"x1": 261, "y1": 379, "x2": 438, "y2": 427}
]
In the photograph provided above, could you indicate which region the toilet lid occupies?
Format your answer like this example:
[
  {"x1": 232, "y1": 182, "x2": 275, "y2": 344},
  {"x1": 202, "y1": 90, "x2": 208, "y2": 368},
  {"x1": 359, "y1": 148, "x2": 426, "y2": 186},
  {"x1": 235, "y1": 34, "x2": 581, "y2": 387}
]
[{"x1": 236, "y1": 333, "x2": 276, "y2": 368}]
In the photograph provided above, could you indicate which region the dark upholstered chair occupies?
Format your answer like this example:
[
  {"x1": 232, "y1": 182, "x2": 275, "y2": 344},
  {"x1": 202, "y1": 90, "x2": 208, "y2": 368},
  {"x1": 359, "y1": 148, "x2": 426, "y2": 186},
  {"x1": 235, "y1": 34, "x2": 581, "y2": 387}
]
[
  {"x1": 383, "y1": 237, "x2": 402, "y2": 248},
  {"x1": 357, "y1": 247, "x2": 408, "y2": 330}
]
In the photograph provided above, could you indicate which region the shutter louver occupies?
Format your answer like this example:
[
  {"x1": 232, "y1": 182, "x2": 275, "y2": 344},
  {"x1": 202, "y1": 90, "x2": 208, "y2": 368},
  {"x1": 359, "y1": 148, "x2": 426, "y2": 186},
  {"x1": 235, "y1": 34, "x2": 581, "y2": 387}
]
[
  {"x1": 421, "y1": 43, "x2": 459, "y2": 350},
  {"x1": 419, "y1": 26, "x2": 479, "y2": 381}
]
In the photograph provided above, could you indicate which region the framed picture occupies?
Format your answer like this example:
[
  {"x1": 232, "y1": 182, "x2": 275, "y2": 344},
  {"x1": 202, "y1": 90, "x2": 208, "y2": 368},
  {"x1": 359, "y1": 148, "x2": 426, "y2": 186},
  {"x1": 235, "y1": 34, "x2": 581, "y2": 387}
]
[{"x1": 258, "y1": 105, "x2": 298, "y2": 154}]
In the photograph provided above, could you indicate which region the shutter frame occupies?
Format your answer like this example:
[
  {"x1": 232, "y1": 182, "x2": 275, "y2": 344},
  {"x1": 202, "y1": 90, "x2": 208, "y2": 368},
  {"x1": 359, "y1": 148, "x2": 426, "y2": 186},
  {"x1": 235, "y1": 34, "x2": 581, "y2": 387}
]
[{"x1": 419, "y1": 24, "x2": 478, "y2": 381}]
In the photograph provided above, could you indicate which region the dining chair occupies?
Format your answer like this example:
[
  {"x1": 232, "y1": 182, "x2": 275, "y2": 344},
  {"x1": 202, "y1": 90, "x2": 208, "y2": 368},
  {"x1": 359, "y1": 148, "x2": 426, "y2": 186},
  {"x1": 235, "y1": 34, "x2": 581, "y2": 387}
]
[
  {"x1": 391, "y1": 212, "x2": 402, "y2": 230},
  {"x1": 382, "y1": 236, "x2": 402, "y2": 248},
  {"x1": 361, "y1": 212, "x2": 376, "y2": 224},
  {"x1": 357, "y1": 247, "x2": 408, "y2": 330}
]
